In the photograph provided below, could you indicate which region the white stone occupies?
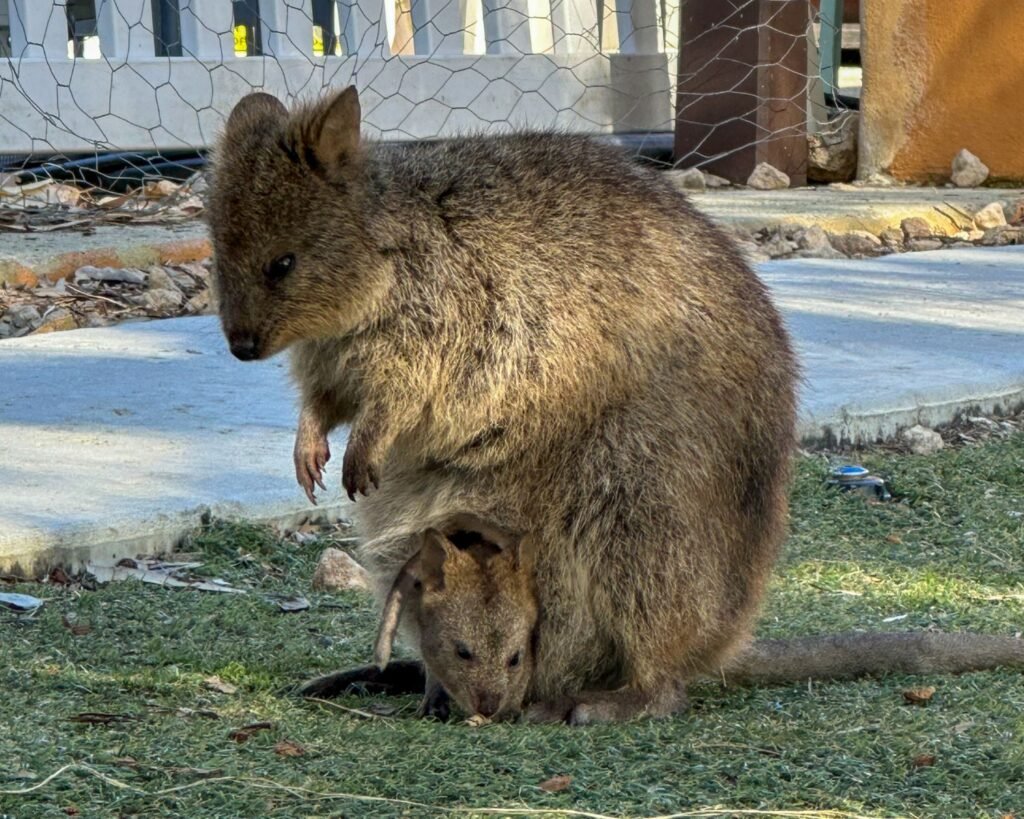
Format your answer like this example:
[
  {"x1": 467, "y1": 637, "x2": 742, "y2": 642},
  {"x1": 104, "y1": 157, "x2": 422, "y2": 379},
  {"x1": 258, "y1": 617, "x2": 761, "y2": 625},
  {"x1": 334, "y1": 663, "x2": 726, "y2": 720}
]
[
  {"x1": 141, "y1": 288, "x2": 183, "y2": 313},
  {"x1": 6, "y1": 305, "x2": 41, "y2": 329},
  {"x1": 828, "y1": 230, "x2": 883, "y2": 256},
  {"x1": 747, "y1": 163, "x2": 790, "y2": 191},
  {"x1": 147, "y1": 267, "x2": 178, "y2": 292},
  {"x1": 808, "y1": 111, "x2": 858, "y2": 183},
  {"x1": 951, "y1": 149, "x2": 990, "y2": 188},
  {"x1": 675, "y1": 168, "x2": 706, "y2": 191},
  {"x1": 974, "y1": 202, "x2": 1007, "y2": 230},
  {"x1": 702, "y1": 171, "x2": 731, "y2": 188},
  {"x1": 75, "y1": 266, "x2": 147, "y2": 285},
  {"x1": 311, "y1": 548, "x2": 371, "y2": 592},
  {"x1": 903, "y1": 424, "x2": 944, "y2": 455}
]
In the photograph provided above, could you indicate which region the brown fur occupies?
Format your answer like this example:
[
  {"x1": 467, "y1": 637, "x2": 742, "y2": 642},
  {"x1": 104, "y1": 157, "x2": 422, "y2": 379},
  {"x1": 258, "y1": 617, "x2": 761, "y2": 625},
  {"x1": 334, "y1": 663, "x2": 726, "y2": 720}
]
[{"x1": 208, "y1": 87, "x2": 798, "y2": 723}]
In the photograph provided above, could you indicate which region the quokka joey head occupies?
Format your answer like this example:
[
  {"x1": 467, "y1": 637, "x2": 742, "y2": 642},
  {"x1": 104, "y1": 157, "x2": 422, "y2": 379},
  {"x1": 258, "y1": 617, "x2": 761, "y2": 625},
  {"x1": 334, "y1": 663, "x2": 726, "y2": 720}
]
[{"x1": 375, "y1": 520, "x2": 539, "y2": 721}]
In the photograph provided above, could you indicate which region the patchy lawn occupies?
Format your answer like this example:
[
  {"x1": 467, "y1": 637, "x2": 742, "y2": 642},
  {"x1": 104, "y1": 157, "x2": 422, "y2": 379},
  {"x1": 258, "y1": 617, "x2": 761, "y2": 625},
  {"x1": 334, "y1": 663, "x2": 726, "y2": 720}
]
[{"x1": 2, "y1": 437, "x2": 1023, "y2": 818}]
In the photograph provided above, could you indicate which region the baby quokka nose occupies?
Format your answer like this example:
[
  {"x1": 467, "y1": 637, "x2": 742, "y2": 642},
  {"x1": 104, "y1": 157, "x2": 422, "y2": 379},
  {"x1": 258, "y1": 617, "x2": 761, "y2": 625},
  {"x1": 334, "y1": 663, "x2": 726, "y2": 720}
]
[{"x1": 474, "y1": 691, "x2": 502, "y2": 718}]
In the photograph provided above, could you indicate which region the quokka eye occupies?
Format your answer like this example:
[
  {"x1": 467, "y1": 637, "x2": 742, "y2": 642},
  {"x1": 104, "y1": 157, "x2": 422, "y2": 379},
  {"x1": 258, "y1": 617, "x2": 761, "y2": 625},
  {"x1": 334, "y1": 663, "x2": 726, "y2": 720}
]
[
  {"x1": 266, "y1": 253, "x2": 296, "y2": 283},
  {"x1": 508, "y1": 651, "x2": 521, "y2": 668},
  {"x1": 455, "y1": 643, "x2": 474, "y2": 661}
]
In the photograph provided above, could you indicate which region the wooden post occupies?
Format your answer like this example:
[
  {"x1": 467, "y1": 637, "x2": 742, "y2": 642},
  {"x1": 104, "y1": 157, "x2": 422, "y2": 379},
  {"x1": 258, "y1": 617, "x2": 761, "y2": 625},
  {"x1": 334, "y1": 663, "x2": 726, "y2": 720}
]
[{"x1": 673, "y1": 0, "x2": 808, "y2": 185}]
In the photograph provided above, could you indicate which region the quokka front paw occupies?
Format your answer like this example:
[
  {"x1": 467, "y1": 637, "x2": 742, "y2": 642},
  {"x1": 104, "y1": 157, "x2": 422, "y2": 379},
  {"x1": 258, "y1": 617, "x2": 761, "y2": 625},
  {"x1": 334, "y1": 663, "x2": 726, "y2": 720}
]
[{"x1": 341, "y1": 439, "x2": 380, "y2": 501}]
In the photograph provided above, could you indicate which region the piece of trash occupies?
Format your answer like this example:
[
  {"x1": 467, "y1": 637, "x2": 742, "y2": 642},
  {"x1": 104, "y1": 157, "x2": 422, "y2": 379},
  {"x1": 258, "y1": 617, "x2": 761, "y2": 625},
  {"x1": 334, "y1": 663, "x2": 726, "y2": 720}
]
[
  {"x1": 538, "y1": 774, "x2": 572, "y2": 793},
  {"x1": 903, "y1": 686, "x2": 936, "y2": 705},
  {"x1": 0, "y1": 592, "x2": 44, "y2": 612},
  {"x1": 203, "y1": 676, "x2": 238, "y2": 695},
  {"x1": 86, "y1": 558, "x2": 245, "y2": 594},
  {"x1": 882, "y1": 614, "x2": 909, "y2": 623},
  {"x1": 272, "y1": 595, "x2": 311, "y2": 613},
  {"x1": 826, "y1": 465, "x2": 891, "y2": 501},
  {"x1": 228, "y1": 721, "x2": 274, "y2": 742}
]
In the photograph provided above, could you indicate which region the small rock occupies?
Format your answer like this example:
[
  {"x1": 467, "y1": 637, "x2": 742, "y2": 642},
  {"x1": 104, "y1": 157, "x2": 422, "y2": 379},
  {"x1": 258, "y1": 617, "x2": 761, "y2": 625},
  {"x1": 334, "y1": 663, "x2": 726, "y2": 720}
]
[
  {"x1": 34, "y1": 308, "x2": 77, "y2": 334},
  {"x1": 879, "y1": 228, "x2": 905, "y2": 249},
  {"x1": 6, "y1": 304, "x2": 41, "y2": 329},
  {"x1": 900, "y1": 217, "x2": 934, "y2": 241},
  {"x1": 311, "y1": 548, "x2": 371, "y2": 592},
  {"x1": 906, "y1": 238, "x2": 944, "y2": 252},
  {"x1": 860, "y1": 172, "x2": 896, "y2": 187},
  {"x1": 74, "y1": 266, "x2": 147, "y2": 285},
  {"x1": 808, "y1": 111, "x2": 858, "y2": 183},
  {"x1": 747, "y1": 163, "x2": 790, "y2": 191},
  {"x1": 675, "y1": 168, "x2": 706, "y2": 191},
  {"x1": 791, "y1": 225, "x2": 845, "y2": 259},
  {"x1": 702, "y1": 171, "x2": 731, "y2": 188},
  {"x1": 980, "y1": 226, "x2": 1022, "y2": 246},
  {"x1": 762, "y1": 233, "x2": 797, "y2": 259},
  {"x1": 952, "y1": 229, "x2": 985, "y2": 242},
  {"x1": 828, "y1": 230, "x2": 883, "y2": 256},
  {"x1": 903, "y1": 424, "x2": 944, "y2": 455},
  {"x1": 186, "y1": 290, "x2": 212, "y2": 314},
  {"x1": 146, "y1": 266, "x2": 179, "y2": 292},
  {"x1": 951, "y1": 148, "x2": 989, "y2": 187},
  {"x1": 974, "y1": 202, "x2": 1007, "y2": 230},
  {"x1": 141, "y1": 288, "x2": 183, "y2": 313}
]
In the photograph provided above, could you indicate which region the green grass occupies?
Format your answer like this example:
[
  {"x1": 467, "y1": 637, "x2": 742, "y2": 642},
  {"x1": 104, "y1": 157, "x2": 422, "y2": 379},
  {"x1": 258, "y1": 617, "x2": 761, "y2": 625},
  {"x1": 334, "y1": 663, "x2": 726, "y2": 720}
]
[{"x1": 2, "y1": 437, "x2": 1023, "y2": 818}]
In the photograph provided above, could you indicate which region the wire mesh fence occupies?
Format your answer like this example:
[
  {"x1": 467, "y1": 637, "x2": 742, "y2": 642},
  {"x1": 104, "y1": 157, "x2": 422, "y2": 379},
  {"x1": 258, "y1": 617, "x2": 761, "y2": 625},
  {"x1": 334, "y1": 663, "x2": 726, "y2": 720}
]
[{"x1": 0, "y1": 0, "x2": 857, "y2": 219}]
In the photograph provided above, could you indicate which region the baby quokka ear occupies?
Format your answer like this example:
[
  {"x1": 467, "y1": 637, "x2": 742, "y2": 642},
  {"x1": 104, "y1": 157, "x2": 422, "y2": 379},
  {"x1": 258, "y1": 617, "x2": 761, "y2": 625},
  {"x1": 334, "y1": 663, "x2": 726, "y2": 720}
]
[
  {"x1": 373, "y1": 529, "x2": 460, "y2": 670},
  {"x1": 284, "y1": 85, "x2": 362, "y2": 179}
]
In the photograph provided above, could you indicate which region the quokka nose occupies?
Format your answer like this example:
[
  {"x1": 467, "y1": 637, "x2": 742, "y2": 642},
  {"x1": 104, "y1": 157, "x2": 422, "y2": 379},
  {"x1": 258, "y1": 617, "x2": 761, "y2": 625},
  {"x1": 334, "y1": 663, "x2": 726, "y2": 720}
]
[
  {"x1": 475, "y1": 692, "x2": 501, "y2": 718},
  {"x1": 229, "y1": 335, "x2": 260, "y2": 361}
]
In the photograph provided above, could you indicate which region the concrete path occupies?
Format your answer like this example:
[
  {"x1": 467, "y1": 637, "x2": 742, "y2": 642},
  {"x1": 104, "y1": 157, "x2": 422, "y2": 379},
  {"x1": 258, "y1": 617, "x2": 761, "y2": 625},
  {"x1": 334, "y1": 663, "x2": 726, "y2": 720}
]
[{"x1": 2, "y1": 246, "x2": 1022, "y2": 572}]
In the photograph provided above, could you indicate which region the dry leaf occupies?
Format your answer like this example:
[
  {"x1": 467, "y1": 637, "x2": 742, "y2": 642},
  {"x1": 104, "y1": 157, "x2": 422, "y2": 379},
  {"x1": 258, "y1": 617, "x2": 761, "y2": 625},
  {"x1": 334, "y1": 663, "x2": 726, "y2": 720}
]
[
  {"x1": 62, "y1": 806, "x2": 80, "y2": 816},
  {"x1": 274, "y1": 739, "x2": 306, "y2": 757},
  {"x1": 539, "y1": 775, "x2": 572, "y2": 793},
  {"x1": 903, "y1": 686, "x2": 936, "y2": 705},
  {"x1": 49, "y1": 567, "x2": 74, "y2": 585},
  {"x1": 61, "y1": 614, "x2": 92, "y2": 636},
  {"x1": 464, "y1": 713, "x2": 492, "y2": 728},
  {"x1": 228, "y1": 721, "x2": 274, "y2": 742},
  {"x1": 912, "y1": 753, "x2": 937, "y2": 768},
  {"x1": 204, "y1": 675, "x2": 238, "y2": 695},
  {"x1": 68, "y1": 712, "x2": 138, "y2": 725},
  {"x1": 885, "y1": 533, "x2": 903, "y2": 544}
]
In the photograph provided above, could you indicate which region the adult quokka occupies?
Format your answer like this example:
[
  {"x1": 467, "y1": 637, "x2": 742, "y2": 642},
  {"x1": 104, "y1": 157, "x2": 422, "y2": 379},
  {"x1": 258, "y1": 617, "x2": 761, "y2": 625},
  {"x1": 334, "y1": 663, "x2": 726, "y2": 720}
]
[{"x1": 208, "y1": 86, "x2": 798, "y2": 723}]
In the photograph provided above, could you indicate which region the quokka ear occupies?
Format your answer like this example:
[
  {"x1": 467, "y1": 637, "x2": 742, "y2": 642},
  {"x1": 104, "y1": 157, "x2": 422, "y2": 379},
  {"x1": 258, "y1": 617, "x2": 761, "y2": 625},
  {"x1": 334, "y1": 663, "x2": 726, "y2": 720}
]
[
  {"x1": 373, "y1": 552, "x2": 420, "y2": 670},
  {"x1": 225, "y1": 92, "x2": 287, "y2": 137},
  {"x1": 419, "y1": 528, "x2": 459, "y2": 592},
  {"x1": 286, "y1": 85, "x2": 361, "y2": 177},
  {"x1": 510, "y1": 533, "x2": 537, "y2": 575}
]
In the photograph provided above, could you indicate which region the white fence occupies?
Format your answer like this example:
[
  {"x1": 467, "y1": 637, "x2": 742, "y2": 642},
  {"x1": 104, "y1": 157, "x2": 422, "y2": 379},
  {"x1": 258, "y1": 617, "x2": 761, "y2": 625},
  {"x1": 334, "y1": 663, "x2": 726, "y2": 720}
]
[{"x1": 0, "y1": 0, "x2": 679, "y2": 154}]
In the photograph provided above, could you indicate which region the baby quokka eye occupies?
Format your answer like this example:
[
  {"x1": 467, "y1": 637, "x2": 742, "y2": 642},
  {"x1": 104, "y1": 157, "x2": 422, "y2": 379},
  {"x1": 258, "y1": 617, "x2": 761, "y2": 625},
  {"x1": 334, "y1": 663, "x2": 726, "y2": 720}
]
[
  {"x1": 508, "y1": 651, "x2": 521, "y2": 668},
  {"x1": 266, "y1": 252, "x2": 296, "y2": 283},
  {"x1": 455, "y1": 643, "x2": 473, "y2": 661}
]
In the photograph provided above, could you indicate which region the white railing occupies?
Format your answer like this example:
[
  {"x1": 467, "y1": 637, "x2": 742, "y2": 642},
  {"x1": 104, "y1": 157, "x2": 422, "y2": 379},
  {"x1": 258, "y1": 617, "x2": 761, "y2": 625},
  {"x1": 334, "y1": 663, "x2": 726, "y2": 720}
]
[{"x1": 0, "y1": 0, "x2": 678, "y2": 154}]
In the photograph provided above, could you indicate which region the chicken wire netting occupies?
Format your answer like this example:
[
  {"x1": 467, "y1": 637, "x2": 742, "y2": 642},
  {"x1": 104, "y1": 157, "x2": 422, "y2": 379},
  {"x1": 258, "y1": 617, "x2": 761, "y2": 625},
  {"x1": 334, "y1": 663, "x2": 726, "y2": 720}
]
[{"x1": 0, "y1": 0, "x2": 857, "y2": 220}]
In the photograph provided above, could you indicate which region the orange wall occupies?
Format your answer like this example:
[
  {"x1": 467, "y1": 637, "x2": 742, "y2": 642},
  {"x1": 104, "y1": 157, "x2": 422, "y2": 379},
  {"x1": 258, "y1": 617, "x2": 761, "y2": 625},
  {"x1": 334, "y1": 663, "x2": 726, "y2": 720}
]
[{"x1": 860, "y1": 0, "x2": 1024, "y2": 183}]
